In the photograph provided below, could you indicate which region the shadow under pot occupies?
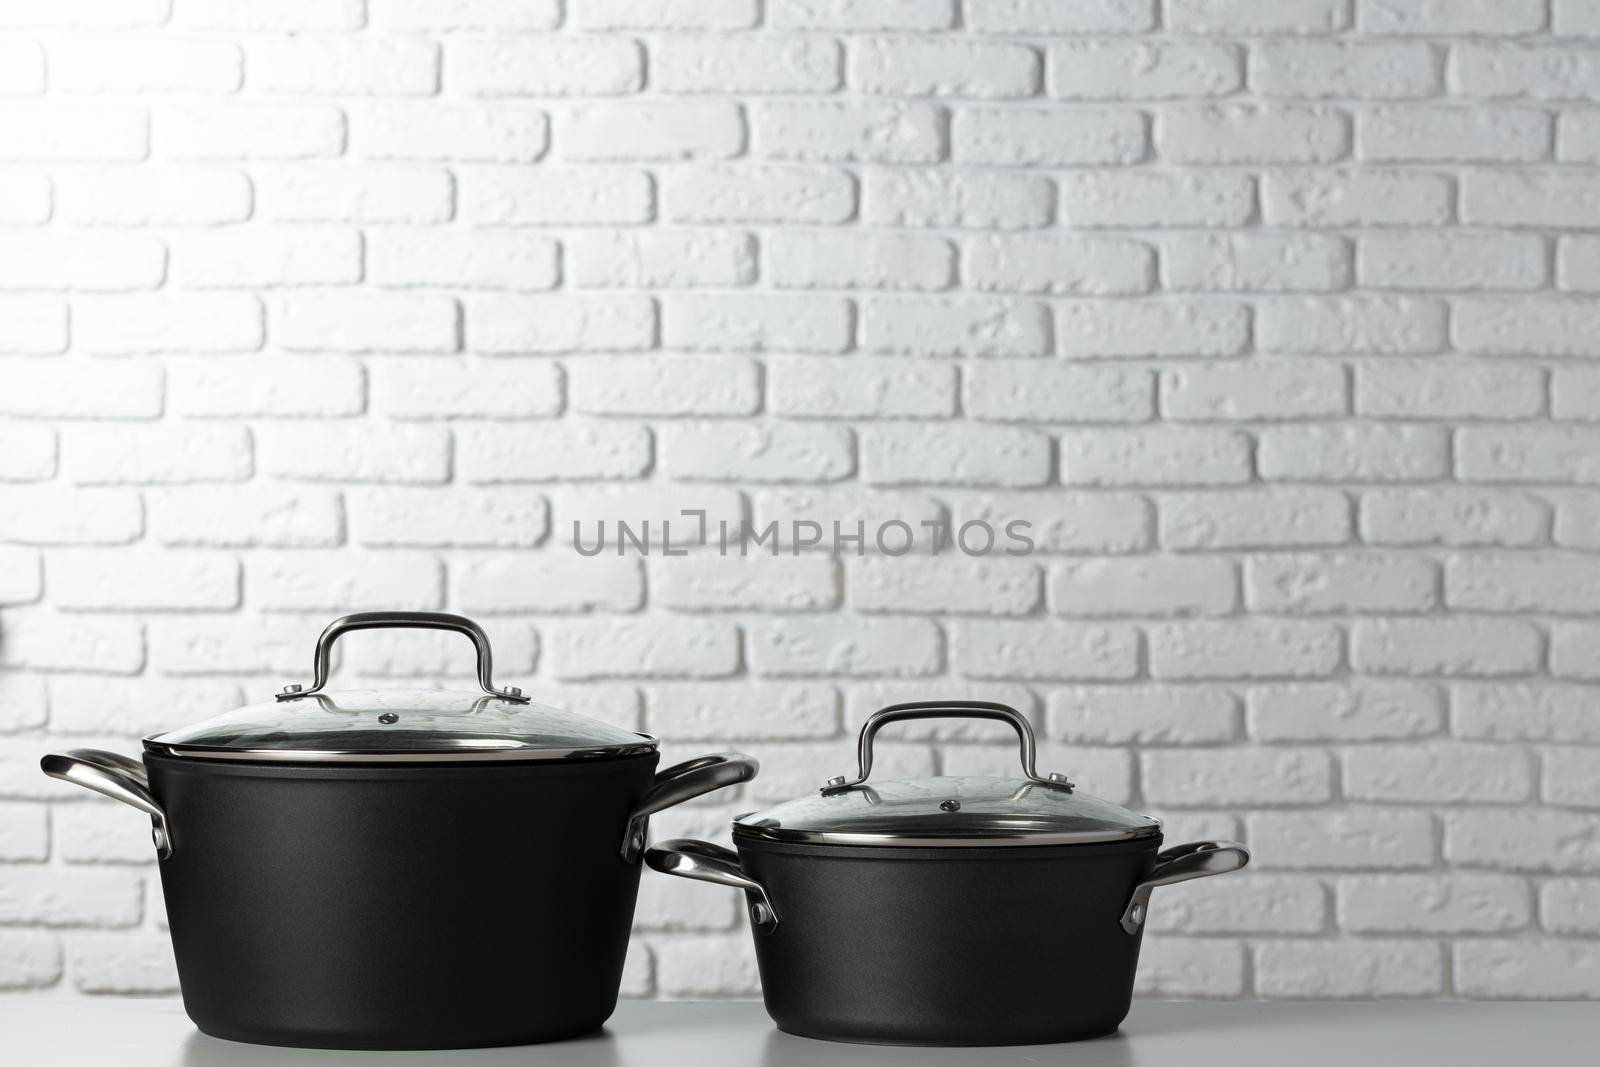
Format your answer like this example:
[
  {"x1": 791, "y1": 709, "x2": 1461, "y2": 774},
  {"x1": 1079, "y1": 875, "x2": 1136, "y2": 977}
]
[
  {"x1": 42, "y1": 611, "x2": 757, "y2": 1051},
  {"x1": 646, "y1": 700, "x2": 1248, "y2": 1048}
]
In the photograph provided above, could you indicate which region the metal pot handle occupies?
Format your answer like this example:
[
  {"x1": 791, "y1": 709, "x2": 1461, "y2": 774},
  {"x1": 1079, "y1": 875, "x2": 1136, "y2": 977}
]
[
  {"x1": 276, "y1": 611, "x2": 530, "y2": 704},
  {"x1": 621, "y1": 752, "x2": 759, "y2": 862},
  {"x1": 1119, "y1": 840, "x2": 1250, "y2": 935},
  {"x1": 821, "y1": 700, "x2": 1073, "y2": 796},
  {"x1": 41, "y1": 749, "x2": 172, "y2": 860},
  {"x1": 645, "y1": 838, "x2": 778, "y2": 932}
]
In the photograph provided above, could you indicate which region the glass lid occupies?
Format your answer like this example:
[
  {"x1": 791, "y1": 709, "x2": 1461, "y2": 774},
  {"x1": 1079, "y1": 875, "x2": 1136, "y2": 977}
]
[
  {"x1": 144, "y1": 613, "x2": 655, "y2": 763},
  {"x1": 733, "y1": 702, "x2": 1160, "y2": 847}
]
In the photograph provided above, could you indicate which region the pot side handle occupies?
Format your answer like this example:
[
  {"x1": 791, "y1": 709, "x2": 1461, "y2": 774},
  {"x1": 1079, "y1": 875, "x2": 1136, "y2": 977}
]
[
  {"x1": 1119, "y1": 840, "x2": 1249, "y2": 935},
  {"x1": 644, "y1": 838, "x2": 778, "y2": 932},
  {"x1": 41, "y1": 750, "x2": 172, "y2": 860},
  {"x1": 621, "y1": 753, "x2": 758, "y2": 863}
]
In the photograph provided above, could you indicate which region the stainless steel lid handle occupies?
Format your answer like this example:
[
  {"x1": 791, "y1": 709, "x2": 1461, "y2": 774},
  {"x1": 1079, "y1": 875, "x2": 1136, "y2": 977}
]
[
  {"x1": 645, "y1": 838, "x2": 778, "y2": 932},
  {"x1": 41, "y1": 750, "x2": 172, "y2": 860},
  {"x1": 821, "y1": 700, "x2": 1073, "y2": 796},
  {"x1": 1119, "y1": 840, "x2": 1250, "y2": 935},
  {"x1": 622, "y1": 752, "x2": 759, "y2": 862},
  {"x1": 276, "y1": 611, "x2": 530, "y2": 704}
]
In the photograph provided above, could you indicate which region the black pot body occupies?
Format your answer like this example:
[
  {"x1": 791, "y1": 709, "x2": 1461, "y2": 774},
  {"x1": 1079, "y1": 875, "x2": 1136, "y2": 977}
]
[
  {"x1": 734, "y1": 834, "x2": 1162, "y2": 1046},
  {"x1": 145, "y1": 749, "x2": 659, "y2": 1050}
]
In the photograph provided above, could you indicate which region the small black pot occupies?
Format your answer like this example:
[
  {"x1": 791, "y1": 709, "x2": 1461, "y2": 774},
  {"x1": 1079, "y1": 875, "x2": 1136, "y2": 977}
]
[
  {"x1": 43, "y1": 612, "x2": 757, "y2": 1049},
  {"x1": 647, "y1": 701, "x2": 1248, "y2": 1047}
]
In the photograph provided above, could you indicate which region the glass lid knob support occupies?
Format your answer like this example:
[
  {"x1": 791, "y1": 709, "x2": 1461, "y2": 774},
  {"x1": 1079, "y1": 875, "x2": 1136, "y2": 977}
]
[
  {"x1": 819, "y1": 700, "x2": 1074, "y2": 796},
  {"x1": 275, "y1": 611, "x2": 531, "y2": 705}
]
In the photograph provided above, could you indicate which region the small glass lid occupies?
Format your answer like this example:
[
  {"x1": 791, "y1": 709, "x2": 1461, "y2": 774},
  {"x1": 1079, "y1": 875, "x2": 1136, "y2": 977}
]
[
  {"x1": 143, "y1": 612, "x2": 655, "y2": 763},
  {"x1": 733, "y1": 702, "x2": 1160, "y2": 847}
]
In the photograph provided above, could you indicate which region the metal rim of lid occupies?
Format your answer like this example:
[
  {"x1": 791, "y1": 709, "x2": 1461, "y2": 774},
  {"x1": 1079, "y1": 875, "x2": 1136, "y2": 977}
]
[
  {"x1": 141, "y1": 735, "x2": 660, "y2": 765},
  {"x1": 730, "y1": 818, "x2": 1163, "y2": 849}
]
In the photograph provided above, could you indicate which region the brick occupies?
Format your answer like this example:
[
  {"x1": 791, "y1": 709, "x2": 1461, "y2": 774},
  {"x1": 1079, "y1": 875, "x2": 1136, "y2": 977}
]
[
  {"x1": 647, "y1": 683, "x2": 823, "y2": 742},
  {"x1": 965, "y1": 235, "x2": 1151, "y2": 294},
  {"x1": 768, "y1": 356, "x2": 956, "y2": 419},
  {"x1": 257, "y1": 165, "x2": 454, "y2": 224},
  {"x1": 1145, "y1": 748, "x2": 1332, "y2": 806},
  {"x1": 1360, "y1": 106, "x2": 1550, "y2": 163},
  {"x1": 663, "y1": 294, "x2": 851, "y2": 352},
  {"x1": 1456, "y1": 942, "x2": 1600, "y2": 998},
  {"x1": 1161, "y1": 488, "x2": 1351, "y2": 551},
  {"x1": 252, "y1": 37, "x2": 439, "y2": 96},
  {"x1": 1158, "y1": 105, "x2": 1349, "y2": 164},
  {"x1": 55, "y1": 38, "x2": 240, "y2": 94},
  {"x1": 168, "y1": 228, "x2": 362, "y2": 289},
  {"x1": 661, "y1": 423, "x2": 853, "y2": 483},
  {"x1": 1560, "y1": 111, "x2": 1600, "y2": 161},
  {"x1": 1544, "y1": 749, "x2": 1600, "y2": 807},
  {"x1": 0, "y1": 358, "x2": 160, "y2": 417},
  {"x1": 862, "y1": 425, "x2": 1051, "y2": 487},
  {"x1": 957, "y1": 492, "x2": 1153, "y2": 554},
  {"x1": 1149, "y1": 874, "x2": 1324, "y2": 935},
  {"x1": 1556, "y1": 0, "x2": 1600, "y2": 35},
  {"x1": 1558, "y1": 236, "x2": 1600, "y2": 290},
  {"x1": 1163, "y1": 234, "x2": 1350, "y2": 293},
  {"x1": 451, "y1": 38, "x2": 642, "y2": 96},
  {"x1": 1352, "y1": 618, "x2": 1541, "y2": 677},
  {"x1": 1249, "y1": 681, "x2": 1442, "y2": 741},
  {"x1": 0, "y1": 298, "x2": 67, "y2": 353},
  {"x1": 169, "y1": 355, "x2": 365, "y2": 418},
  {"x1": 859, "y1": 296, "x2": 1050, "y2": 357},
  {"x1": 570, "y1": 355, "x2": 758, "y2": 416},
  {"x1": 1245, "y1": 553, "x2": 1437, "y2": 613},
  {"x1": 468, "y1": 293, "x2": 653, "y2": 354},
  {"x1": 767, "y1": 231, "x2": 954, "y2": 291},
  {"x1": 1458, "y1": 426, "x2": 1600, "y2": 483},
  {"x1": 0, "y1": 424, "x2": 54, "y2": 482},
  {"x1": 1346, "y1": 743, "x2": 1532, "y2": 803},
  {"x1": 60, "y1": 425, "x2": 251, "y2": 485},
  {"x1": 767, "y1": 0, "x2": 951, "y2": 30},
  {"x1": 0, "y1": 41, "x2": 43, "y2": 94},
  {"x1": 1250, "y1": 810, "x2": 1436, "y2": 869},
  {"x1": 0, "y1": 800, "x2": 47, "y2": 859},
  {"x1": 1062, "y1": 427, "x2": 1252, "y2": 486},
  {"x1": 1167, "y1": 0, "x2": 1350, "y2": 34},
  {"x1": 967, "y1": 0, "x2": 1153, "y2": 32},
  {"x1": 1061, "y1": 171, "x2": 1254, "y2": 227},
  {"x1": 1049, "y1": 686, "x2": 1238, "y2": 744},
  {"x1": 0, "y1": 869, "x2": 142, "y2": 927},
  {"x1": 54, "y1": 804, "x2": 158, "y2": 864},
  {"x1": 1134, "y1": 939, "x2": 1246, "y2": 998},
  {"x1": 462, "y1": 165, "x2": 652, "y2": 225},
  {"x1": 1447, "y1": 809, "x2": 1600, "y2": 871},
  {"x1": 1263, "y1": 169, "x2": 1452, "y2": 226},
  {"x1": 1452, "y1": 683, "x2": 1600, "y2": 743},
  {"x1": 1339, "y1": 874, "x2": 1531, "y2": 933},
  {"x1": 77, "y1": 294, "x2": 262, "y2": 355},
  {"x1": 0, "y1": 544, "x2": 39, "y2": 606},
  {"x1": 0, "y1": 171, "x2": 50, "y2": 224},
  {"x1": 1448, "y1": 553, "x2": 1600, "y2": 613},
  {"x1": 660, "y1": 164, "x2": 851, "y2": 224},
  {"x1": 0, "y1": 234, "x2": 163, "y2": 292},
  {"x1": 654, "y1": 935, "x2": 759, "y2": 997},
  {"x1": 1058, "y1": 300, "x2": 1250, "y2": 358},
  {"x1": 1254, "y1": 42, "x2": 1438, "y2": 98},
  {"x1": 274, "y1": 292, "x2": 457, "y2": 354},
  {"x1": 654, "y1": 555, "x2": 838, "y2": 613},
  {"x1": 1542, "y1": 880, "x2": 1600, "y2": 934},
  {"x1": 1359, "y1": 233, "x2": 1547, "y2": 290},
  {"x1": 864, "y1": 168, "x2": 1052, "y2": 228},
  {"x1": 458, "y1": 423, "x2": 650, "y2": 482},
  {"x1": 356, "y1": 103, "x2": 547, "y2": 162},
  {"x1": 249, "y1": 552, "x2": 442, "y2": 613},
  {"x1": 1552, "y1": 622, "x2": 1600, "y2": 681},
  {"x1": 158, "y1": 103, "x2": 342, "y2": 160},
  {"x1": 148, "y1": 485, "x2": 343, "y2": 547},
  {"x1": 1358, "y1": 0, "x2": 1544, "y2": 34},
  {"x1": 0, "y1": 487, "x2": 141, "y2": 546},
  {"x1": 0, "y1": 104, "x2": 147, "y2": 161},
  {"x1": 0, "y1": 930, "x2": 60, "y2": 989},
  {"x1": 1259, "y1": 424, "x2": 1449, "y2": 482},
  {"x1": 455, "y1": 554, "x2": 642, "y2": 614},
  {"x1": 966, "y1": 362, "x2": 1151, "y2": 422},
  {"x1": 182, "y1": 0, "x2": 365, "y2": 30},
  {"x1": 68, "y1": 933, "x2": 179, "y2": 994},
  {"x1": 549, "y1": 486, "x2": 744, "y2": 550},
  {"x1": 550, "y1": 619, "x2": 738, "y2": 680},
  {"x1": 954, "y1": 620, "x2": 1139, "y2": 680},
  {"x1": 1553, "y1": 490, "x2": 1600, "y2": 546},
  {"x1": 752, "y1": 487, "x2": 945, "y2": 553},
  {"x1": 0, "y1": 613, "x2": 142, "y2": 673},
  {"x1": 1048, "y1": 42, "x2": 1242, "y2": 99},
  {"x1": 1452, "y1": 43, "x2": 1600, "y2": 99},
  {"x1": 1256, "y1": 941, "x2": 1442, "y2": 998},
  {"x1": 750, "y1": 617, "x2": 942, "y2": 677},
  {"x1": 850, "y1": 38, "x2": 1039, "y2": 98},
  {"x1": 952, "y1": 106, "x2": 1148, "y2": 165},
  {"x1": 1150, "y1": 620, "x2": 1342, "y2": 680},
  {"x1": 1456, "y1": 298, "x2": 1600, "y2": 357},
  {"x1": 572, "y1": 0, "x2": 756, "y2": 30},
  {"x1": 751, "y1": 101, "x2": 942, "y2": 163},
  {"x1": 1361, "y1": 488, "x2": 1548, "y2": 547},
  {"x1": 368, "y1": 230, "x2": 558, "y2": 289},
  {"x1": 1161, "y1": 362, "x2": 1347, "y2": 419},
  {"x1": 1463, "y1": 171, "x2": 1600, "y2": 227},
  {"x1": 1256, "y1": 296, "x2": 1447, "y2": 353},
  {"x1": 257, "y1": 423, "x2": 451, "y2": 484},
  {"x1": 349, "y1": 487, "x2": 547, "y2": 548},
  {"x1": 49, "y1": 549, "x2": 238, "y2": 612},
  {"x1": 653, "y1": 36, "x2": 839, "y2": 94},
  {"x1": 1050, "y1": 557, "x2": 1236, "y2": 616},
  {"x1": 558, "y1": 101, "x2": 742, "y2": 161},
  {"x1": 849, "y1": 556, "x2": 1040, "y2": 615},
  {"x1": 569, "y1": 231, "x2": 755, "y2": 288}
]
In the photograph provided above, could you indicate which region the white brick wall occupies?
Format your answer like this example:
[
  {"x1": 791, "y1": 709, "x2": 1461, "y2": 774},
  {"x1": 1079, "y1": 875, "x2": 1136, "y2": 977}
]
[{"x1": 0, "y1": 0, "x2": 1596, "y2": 1004}]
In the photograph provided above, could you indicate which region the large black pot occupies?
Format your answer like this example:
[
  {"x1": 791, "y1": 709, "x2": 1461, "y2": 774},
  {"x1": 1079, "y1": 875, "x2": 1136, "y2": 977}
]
[
  {"x1": 43, "y1": 612, "x2": 757, "y2": 1050},
  {"x1": 647, "y1": 702, "x2": 1248, "y2": 1047}
]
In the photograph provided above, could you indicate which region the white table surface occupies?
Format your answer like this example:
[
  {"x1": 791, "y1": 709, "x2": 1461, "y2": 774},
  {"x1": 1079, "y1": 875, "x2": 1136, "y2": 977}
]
[{"x1": 5, "y1": 998, "x2": 1597, "y2": 1066}]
